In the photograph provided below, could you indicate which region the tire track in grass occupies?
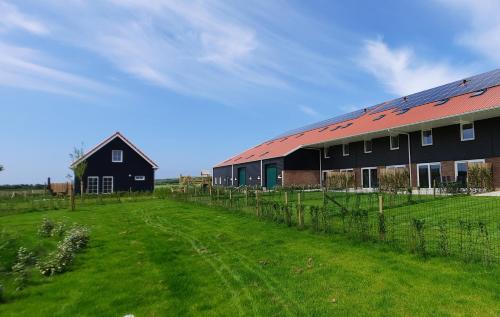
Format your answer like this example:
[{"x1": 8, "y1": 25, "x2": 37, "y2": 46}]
[
  {"x1": 146, "y1": 212, "x2": 302, "y2": 317},
  {"x1": 139, "y1": 212, "x2": 253, "y2": 317}
]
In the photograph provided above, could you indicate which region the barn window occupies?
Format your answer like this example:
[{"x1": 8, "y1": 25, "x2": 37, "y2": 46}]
[
  {"x1": 460, "y1": 122, "x2": 475, "y2": 141},
  {"x1": 135, "y1": 176, "x2": 145, "y2": 181},
  {"x1": 102, "y1": 176, "x2": 113, "y2": 193},
  {"x1": 342, "y1": 144, "x2": 349, "y2": 156},
  {"x1": 87, "y1": 176, "x2": 99, "y2": 194},
  {"x1": 112, "y1": 150, "x2": 123, "y2": 162}
]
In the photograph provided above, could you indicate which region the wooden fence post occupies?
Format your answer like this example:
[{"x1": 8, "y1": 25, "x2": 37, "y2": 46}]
[
  {"x1": 69, "y1": 183, "x2": 75, "y2": 211},
  {"x1": 322, "y1": 188, "x2": 326, "y2": 206},
  {"x1": 284, "y1": 191, "x2": 288, "y2": 206},
  {"x1": 378, "y1": 195, "x2": 385, "y2": 241},
  {"x1": 255, "y1": 190, "x2": 260, "y2": 217},
  {"x1": 245, "y1": 189, "x2": 248, "y2": 207},
  {"x1": 297, "y1": 192, "x2": 304, "y2": 229},
  {"x1": 433, "y1": 179, "x2": 436, "y2": 198}
]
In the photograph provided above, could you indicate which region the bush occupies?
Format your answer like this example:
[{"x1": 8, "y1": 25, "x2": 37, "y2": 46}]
[
  {"x1": 51, "y1": 221, "x2": 67, "y2": 238},
  {"x1": 38, "y1": 218, "x2": 54, "y2": 237},
  {"x1": 467, "y1": 162, "x2": 493, "y2": 192},
  {"x1": 12, "y1": 247, "x2": 35, "y2": 290},
  {"x1": 0, "y1": 284, "x2": 4, "y2": 303},
  {"x1": 379, "y1": 168, "x2": 410, "y2": 193},
  {"x1": 37, "y1": 225, "x2": 90, "y2": 276},
  {"x1": 63, "y1": 225, "x2": 90, "y2": 251},
  {"x1": 325, "y1": 171, "x2": 355, "y2": 190},
  {"x1": 37, "y1": 241, "x2": 76, "y2": 276}
]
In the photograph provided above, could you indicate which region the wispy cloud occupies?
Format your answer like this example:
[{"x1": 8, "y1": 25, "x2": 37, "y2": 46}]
[
  {"x1": 433, "y1": 0, "x2": 500, "y2": 64},
  {"x1": 0, "y1": 1, "x2": 49, "y2": 35},
  {"x1": 357, "y1": 38, "x2": 469, "y2": 96},
  {"x1": 298, "y1": 105, "x2": 321, "y2": 118},
  {"x1": 0, "y1": 42, "x2": 117, "y2": 97},
  {"x1": 24, "y1": 0, "x2": 350, "y2": 104}
]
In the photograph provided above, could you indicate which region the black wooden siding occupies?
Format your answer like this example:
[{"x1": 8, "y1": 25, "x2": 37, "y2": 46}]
[
  {"x1": 213, "y1": 157, "x2": 284, "y2": 187},
  {"x1": 75, "y1": 137, "x2": 155, "y2": 193},
  {"x1": 321, "y1": 116, "x2": 500, "y2": 170},
  {"x1": 213, "y1": 116, "x2": 500, "y2": 186}
]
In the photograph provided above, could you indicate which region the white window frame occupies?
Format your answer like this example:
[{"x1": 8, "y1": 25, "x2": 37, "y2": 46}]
[
  {"x1": 102, "y1": 176, "x2": 113, "y2": 194},
  {"x1": 416, "y1": 162, "x2": 441, "y2": 188},
  {"x1": 386, "y1": 164, "x2": 406, "y2": 170},
  {"x1": 342, "y1": 143, "x2": 349, "y2": 156},
  {"x1": 112, "y1": 150, "x2": 123, "y2": 163},
  {"x1": 340, "y1": 168, "x2": 354, "y2": 173},
  {"x1": 134, "y1": 176, "x2": 145, "y2": 181},
  {"x1": 421, "y1": 129, "x2": 433, "y2": 146},
  {"x1": 454, "y1": 159, "x2": 485, "y2": 181},
  {"x1": 87, "y1": 176, "x2": 99, "y2": 194},
  {"x1": 390, "y1": 135, "x2": 400, "y2": 150},
  {"x1": 361, "y1": 167, "x2": 377, "y2": 189},
  {"x1": 460, "y1": 122, "x2": 475, "y2": 141},
  {"x1": 323, "y1": 146, "x2": 330, "y2": 159},
  {"x1": 364, "y1": 140, "x2": 372, "y2": 154}
]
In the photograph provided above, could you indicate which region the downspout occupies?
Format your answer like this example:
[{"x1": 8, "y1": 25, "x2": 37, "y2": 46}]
[
  {"x1": 260, "y1": 160, "x2": 263, "y2": 187},
  {"x1": 231, "y1": 164, "x2": 234, "y2": 187}
]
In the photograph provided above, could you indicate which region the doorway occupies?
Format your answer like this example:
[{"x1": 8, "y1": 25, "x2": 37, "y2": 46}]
[
  {"x1": 238, "y1": 167, "x2": 246, "y2": 186},
  {"x1": 361, "y1": 167, "x2": 378, "y2": 189},
  {"x1": 265, "y1": 164, "x2": 277, "y2": 189}
]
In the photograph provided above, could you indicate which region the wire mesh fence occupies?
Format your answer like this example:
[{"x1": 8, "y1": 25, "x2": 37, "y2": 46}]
[{"x1": 160, "y1": 186, "x2": 500, "y2": 265}]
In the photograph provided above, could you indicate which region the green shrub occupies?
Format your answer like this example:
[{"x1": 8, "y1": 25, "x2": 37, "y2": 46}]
[
  {"x1": 0, "y1": 284, "x2": 4, "y2": 302},
  {"x1": 51, "y1": 221, "x2": 67, "y2": 238},
  {"x1": 38, "y1": 218, "x2": 54, "y2": 237},
  {"x1": 37, "y1": 225, "x2": 90, "y2": 276},
  {"x1": 12, "y1": 247, "x2": 34, "y2": 290},
  {"x1": 37, "y1": 240, "x2": 76, "y2": 276},
  {"x1": 63, "y1": 225, "x2": 90, "y2": 251}
]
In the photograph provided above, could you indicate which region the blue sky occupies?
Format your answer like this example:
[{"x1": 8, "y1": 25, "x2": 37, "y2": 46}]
[{"x1": 0, "y1": 0, "x2": 499, "y2": 184}]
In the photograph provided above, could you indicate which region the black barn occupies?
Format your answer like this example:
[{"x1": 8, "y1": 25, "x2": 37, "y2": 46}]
[{"x1": 71, "y1": 132, "x2": 159, "y2": 194}]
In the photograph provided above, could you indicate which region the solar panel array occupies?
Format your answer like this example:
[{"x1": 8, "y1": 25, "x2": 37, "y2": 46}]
[
  {"x1": 370, "y1": 68, "x2": 500, "y2": 114},
  {"x1": 273, "y1": 106, "x2": 374, "y2": 139},
  {"x1": 272, "y1": 68, "x2": 500, "y2": 140}
]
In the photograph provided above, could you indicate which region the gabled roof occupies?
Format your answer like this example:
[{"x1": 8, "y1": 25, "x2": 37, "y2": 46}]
[
  {"x1": 70, "y1": 132, "x2": 159, "y2": 169},
  {"x1": 215, "y1": 69, "x2": 500, "y2": 168}
]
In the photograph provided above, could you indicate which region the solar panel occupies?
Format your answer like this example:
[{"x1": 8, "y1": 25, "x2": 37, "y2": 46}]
[
  {"x1": 271, "y1": 68, "x2": 500, "y2": 140},
  {"x1": 370, "y1": 68, "x2": 500, "y2": 114},
  {"x1": 274, "y1": 107, "x2": 373, "y2": 139}
]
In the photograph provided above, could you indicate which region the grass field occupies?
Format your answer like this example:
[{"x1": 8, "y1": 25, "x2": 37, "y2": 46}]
[{"x1": 1, "y1": 199, "x2": 499, "y2": 316}]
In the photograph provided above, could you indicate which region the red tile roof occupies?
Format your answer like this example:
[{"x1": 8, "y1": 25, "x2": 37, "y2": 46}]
[{"x1": 216, "y1": 85, "x2": 500, "y2": 167}]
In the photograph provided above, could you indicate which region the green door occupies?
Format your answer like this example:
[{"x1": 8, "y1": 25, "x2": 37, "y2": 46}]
[
  {"x1": 238, "y1": 168, "x2": 246, "y2": 186},
  {"x1": 265, "y1": 165, "x2": 277, "y2": 189}
]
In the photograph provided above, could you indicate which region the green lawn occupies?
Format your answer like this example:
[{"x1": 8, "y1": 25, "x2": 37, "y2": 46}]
[{"x1": 1, "y1": 199, "x2": 499, "y2": 316}]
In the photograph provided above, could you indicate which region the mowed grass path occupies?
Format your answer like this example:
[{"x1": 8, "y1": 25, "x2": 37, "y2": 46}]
[{"x1": 0, "y1": 199, "x2": 499, "y2": 316}]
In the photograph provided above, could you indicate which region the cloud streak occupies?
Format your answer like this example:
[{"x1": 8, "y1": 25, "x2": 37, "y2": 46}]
[
  {"x1": 357, "y1": 38, "x2": 469, "y2": 96},
  {"x1": 25, "y1": 0, "x2": 349, "y2": 104},
  {"x1": 0, "y1": 42, "x2": 117, "y2": 97},
  {"x1": 434, "y1": 0, "x2": 500, "y2": 64},
  {"x1": 0, "y1": 1, "x2": 49, "y2": 35}
]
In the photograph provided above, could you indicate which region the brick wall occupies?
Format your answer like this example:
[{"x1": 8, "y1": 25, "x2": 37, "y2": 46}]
[
  {"x1": 485, "y1": 157, "x2": 500, "y2": 190},
  {"x1": 283, "y1": 170, "x2": 320, "y2": 186}
]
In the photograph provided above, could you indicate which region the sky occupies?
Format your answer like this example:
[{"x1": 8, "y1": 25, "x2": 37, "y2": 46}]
[{"x1": 0, "y1": 0, "x2": 499, "y2": 184}]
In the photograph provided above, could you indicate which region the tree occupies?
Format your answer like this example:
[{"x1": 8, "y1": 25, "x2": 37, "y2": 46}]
[{"x1": 69, "y1": 145, "x2": 87, "y2": 199}]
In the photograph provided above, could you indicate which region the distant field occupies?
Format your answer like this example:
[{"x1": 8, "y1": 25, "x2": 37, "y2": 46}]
[{"x1": 1, "y1": 199, "x2": 498, "y2": 316}]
